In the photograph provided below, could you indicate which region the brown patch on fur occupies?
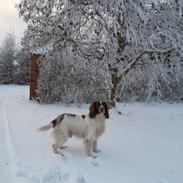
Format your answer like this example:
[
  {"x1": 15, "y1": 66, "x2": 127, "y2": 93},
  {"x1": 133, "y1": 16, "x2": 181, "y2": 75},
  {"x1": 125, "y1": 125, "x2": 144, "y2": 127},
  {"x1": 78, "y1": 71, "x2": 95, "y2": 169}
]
[
  {"x1": 66, "y1": 113, "x2": 76, "y2": 117},
  {"x1": 89, "y1": 101, "x2": 100, "y2": 118},
  {"x1": 102, "y1": 102, "x2": 109, "y2": 119},
  {"x1": 51, "y1": 114, "x2": 65, "y2": 128},
  {"x1": 51, "y1": 119, "x2": 57, "y2": 128},
  {"x1": 82, "y1": 115, "x2": 85, "y2": 119}
]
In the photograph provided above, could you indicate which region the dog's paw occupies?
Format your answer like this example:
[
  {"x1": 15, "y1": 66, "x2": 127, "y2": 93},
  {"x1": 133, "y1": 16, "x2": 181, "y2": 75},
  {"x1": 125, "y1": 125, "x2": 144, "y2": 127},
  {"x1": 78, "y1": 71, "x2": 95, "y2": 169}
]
[
  {"x1": 59, "y1": 145, "x2": 68, "y2": 149},
  {"x1": 88, "y1": 156, "x2": 102, "y2": 167},
  {"x1": 89, "y1": 153, "x2": 98, "y2": 159},
  {"x1": 58, "y1": 150, "x2": 72, "y2": 163},
  {"x1": 94, "y1": 149, "x2": 101, "y2": 153},
  {"x1": 52, "y1": 144, "x2": 60, "y2": 154}
]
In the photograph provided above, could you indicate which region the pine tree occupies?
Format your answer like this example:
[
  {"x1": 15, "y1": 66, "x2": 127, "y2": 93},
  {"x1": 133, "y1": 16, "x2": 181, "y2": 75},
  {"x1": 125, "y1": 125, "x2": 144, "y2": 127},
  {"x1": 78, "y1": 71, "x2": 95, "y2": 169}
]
[
  {"x1": 15, "y1": 48, "x2": 29, "y2": 84},
  {"x1": 0, "y1": 33, "x2": 16, "y2": 84}
]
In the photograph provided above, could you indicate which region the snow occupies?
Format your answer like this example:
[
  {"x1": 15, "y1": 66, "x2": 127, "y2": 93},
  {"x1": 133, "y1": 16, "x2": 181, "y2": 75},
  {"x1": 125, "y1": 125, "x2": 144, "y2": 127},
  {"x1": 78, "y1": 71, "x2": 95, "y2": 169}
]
[{"x1": 0, "y1": 85, "x2": 183, "y2": 183}]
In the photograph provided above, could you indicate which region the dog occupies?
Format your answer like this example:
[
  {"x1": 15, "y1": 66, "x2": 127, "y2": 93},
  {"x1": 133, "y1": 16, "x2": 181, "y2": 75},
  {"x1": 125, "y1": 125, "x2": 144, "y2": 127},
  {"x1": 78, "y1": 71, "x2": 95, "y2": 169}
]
[{"x1": 37, "y1": 101, "x2": 109, "y2": 157}]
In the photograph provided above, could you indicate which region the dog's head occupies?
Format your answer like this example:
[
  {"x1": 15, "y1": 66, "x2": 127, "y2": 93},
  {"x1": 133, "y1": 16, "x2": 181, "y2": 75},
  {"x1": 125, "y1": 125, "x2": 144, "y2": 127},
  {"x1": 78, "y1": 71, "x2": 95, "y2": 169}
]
[{"x1": 89, "y1": 101, "x2": 109, "y2": 119}]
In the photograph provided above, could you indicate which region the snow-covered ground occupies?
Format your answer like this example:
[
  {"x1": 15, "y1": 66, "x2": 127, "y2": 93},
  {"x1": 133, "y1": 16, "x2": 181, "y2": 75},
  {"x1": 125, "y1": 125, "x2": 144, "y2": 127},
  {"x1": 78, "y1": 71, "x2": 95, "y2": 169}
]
[{"x1": 0, "y1": 85, "x2": 183, "y2": 183}]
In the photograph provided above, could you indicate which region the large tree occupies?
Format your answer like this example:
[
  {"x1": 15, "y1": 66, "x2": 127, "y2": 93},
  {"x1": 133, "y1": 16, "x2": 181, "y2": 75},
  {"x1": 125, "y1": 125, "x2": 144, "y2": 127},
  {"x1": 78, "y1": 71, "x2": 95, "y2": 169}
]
[
  {"x1": 118, "y1": 1, "x2": 183, "y2": 101},
  {"x1": 17, "y1": 0, "x2": 183, "y2": 103}
]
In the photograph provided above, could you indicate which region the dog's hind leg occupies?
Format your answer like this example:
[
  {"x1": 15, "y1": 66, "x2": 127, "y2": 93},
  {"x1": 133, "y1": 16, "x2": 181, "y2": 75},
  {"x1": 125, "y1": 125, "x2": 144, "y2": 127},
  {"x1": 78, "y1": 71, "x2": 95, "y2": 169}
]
[{"x1": 52, "y1": 135, "x2": 68, "y2": 154}]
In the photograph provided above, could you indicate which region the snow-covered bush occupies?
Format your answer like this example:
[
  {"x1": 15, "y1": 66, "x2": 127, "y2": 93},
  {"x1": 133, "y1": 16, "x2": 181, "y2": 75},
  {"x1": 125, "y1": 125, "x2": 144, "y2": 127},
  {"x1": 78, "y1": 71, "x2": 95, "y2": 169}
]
[
  {"x1": 36, "y1": 49, "x2": 111, "y2": 103},
  {"x1": 120, "y1": 57, "x2": 183, "y2": 102}
]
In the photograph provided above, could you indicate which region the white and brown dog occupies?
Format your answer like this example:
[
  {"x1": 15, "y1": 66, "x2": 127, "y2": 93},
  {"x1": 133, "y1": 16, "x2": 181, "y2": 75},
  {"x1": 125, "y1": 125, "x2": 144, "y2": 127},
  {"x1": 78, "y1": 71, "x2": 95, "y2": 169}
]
[{"x1": 37, "y1": 101, "x2": 109, "y2": 157}]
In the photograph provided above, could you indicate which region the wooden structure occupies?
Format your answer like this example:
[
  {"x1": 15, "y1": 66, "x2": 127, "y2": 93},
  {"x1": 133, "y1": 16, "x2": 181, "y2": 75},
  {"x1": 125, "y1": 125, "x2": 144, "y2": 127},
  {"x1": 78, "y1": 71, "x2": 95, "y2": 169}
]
[{"x1": 29, "y1": 54, "x2": 42, "y2": 100}]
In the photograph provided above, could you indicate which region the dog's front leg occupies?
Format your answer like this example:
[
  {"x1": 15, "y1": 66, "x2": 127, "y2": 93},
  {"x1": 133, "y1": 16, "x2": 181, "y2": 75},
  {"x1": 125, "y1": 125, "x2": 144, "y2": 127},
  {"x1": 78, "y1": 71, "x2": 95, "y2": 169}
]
[
  {"x1": 93, "y1": 140, "x2": 101, "y2": 153},
  {"x1": 84, "y1": 138, "x2": 97, "y2": 158}
]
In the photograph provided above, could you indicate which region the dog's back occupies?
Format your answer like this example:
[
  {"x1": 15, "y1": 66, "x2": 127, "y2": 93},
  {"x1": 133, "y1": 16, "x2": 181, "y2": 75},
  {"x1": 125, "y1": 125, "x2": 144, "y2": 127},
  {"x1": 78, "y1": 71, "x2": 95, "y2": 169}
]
[{"x1": 59, "y1": 114, "x2": 90, "y2": 139}]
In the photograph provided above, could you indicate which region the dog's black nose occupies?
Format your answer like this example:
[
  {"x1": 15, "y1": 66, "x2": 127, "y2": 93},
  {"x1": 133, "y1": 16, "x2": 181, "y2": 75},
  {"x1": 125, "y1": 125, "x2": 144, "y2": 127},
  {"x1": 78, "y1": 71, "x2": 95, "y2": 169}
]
[{"x1": 99, "y1": 106, "x2": 105, "y2": 113}]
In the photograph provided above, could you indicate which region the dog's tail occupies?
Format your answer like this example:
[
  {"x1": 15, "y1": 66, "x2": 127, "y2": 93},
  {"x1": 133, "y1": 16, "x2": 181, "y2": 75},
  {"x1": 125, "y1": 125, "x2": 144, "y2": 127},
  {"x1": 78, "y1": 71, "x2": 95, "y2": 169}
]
[
  {"x1": 37, "y1": 123, "x2": 53, "y2": 132},
  {"x1": 37, "y1": 119, "x2": 57, "y2": 132}
]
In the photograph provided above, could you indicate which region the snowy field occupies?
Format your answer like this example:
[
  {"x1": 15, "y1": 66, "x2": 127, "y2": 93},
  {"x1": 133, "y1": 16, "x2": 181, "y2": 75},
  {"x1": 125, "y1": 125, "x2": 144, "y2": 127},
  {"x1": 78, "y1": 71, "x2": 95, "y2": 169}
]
[{"x1": 0, "y1": 85, "x2": 183, "y2": 183}]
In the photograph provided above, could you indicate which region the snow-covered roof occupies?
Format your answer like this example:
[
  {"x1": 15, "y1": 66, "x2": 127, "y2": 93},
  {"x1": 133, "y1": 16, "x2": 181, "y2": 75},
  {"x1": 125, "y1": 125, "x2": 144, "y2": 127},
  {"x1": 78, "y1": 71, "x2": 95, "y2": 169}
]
[{"x1": 30, "y1": 42, "x2": 53, "y2": 54}]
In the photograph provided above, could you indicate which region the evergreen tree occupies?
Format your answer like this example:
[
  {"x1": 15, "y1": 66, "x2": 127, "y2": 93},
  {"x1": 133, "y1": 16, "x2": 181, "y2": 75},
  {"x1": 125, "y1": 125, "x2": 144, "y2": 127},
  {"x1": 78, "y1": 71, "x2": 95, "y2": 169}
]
[
  {"x1": 15, "y1": 48, "x2": 29, "y2": 84},
  {"x1": 0, "y1": 33, "x2": 16, "y2": 84}
]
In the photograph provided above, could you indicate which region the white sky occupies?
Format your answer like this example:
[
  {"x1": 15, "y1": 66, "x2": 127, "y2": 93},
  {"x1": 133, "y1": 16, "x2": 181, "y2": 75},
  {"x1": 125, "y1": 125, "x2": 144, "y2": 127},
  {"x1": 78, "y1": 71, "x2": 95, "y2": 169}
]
[{"x1": 0, "y1": 0, "x2": 26, "y2": 45}]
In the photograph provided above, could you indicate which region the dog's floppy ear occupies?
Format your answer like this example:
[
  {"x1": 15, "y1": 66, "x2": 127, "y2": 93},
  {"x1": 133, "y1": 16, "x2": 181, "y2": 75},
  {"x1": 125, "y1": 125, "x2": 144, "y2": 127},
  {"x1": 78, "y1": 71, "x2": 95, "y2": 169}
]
[
  {"x1": 89, "y1": 102, "x2": 98, "y2": 118},
  {"x1": 102, "y1": 102, "x2": 109, "y2": 119}
]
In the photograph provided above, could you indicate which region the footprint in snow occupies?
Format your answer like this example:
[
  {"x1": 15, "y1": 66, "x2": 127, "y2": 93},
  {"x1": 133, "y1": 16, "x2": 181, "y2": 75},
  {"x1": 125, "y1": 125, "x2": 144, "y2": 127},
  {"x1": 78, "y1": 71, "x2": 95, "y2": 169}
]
[
  {"x1": 88, "y1": 157, "x2": 102, "y2": 167},
  {"x1": 43, "y1": 167, "x2": 72, "y2": 183},
  {"x1": 58, "y1": 150, "x2": 72, "y2": 162},
  {"x1": 28, "y1": 176, "x2": 40, "y2": 183},
  {"x1": 16, "y1": 165, "x2": 40, "y2": 183},
  {"x1": 16, "y1": 165, "x2": 35, "y2": 177},
  {"x1": 77, "y1": 172, "x2": 87, "y2": 183}
]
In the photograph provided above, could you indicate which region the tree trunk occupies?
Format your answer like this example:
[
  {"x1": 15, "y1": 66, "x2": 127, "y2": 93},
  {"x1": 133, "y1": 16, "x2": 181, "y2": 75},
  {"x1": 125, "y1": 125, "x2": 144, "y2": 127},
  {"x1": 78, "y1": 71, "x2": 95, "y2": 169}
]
[{"x1": 109, "y1": 68, "x2": 122, "y2": 107}]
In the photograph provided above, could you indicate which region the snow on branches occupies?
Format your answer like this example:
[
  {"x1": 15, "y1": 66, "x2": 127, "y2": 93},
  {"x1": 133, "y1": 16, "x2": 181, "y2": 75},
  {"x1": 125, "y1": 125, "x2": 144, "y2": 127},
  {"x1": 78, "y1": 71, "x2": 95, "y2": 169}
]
[{"x1": 17, "y1": 0, "x2": 183, "y2": 103}]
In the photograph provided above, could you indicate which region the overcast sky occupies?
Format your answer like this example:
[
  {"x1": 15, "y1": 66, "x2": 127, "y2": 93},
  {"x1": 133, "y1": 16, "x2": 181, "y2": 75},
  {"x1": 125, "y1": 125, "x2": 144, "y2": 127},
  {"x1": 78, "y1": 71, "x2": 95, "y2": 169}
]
[{"x1": 0, "y1": 0, "x2": 26, "y2": 45}]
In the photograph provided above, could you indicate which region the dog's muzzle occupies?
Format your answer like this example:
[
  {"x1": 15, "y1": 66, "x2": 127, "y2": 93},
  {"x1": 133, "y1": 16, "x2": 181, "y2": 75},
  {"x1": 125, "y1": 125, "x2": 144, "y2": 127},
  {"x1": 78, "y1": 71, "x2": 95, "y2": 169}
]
[{"x1": 99, "y1": 106, "x2": 105, "y2": 113}]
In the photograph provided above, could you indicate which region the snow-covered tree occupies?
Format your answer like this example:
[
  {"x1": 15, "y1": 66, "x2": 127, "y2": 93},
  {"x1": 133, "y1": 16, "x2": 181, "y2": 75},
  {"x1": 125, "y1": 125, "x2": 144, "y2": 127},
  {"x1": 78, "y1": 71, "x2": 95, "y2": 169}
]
[
  {"x1": 37, "y1": 50, "x2": 111, "y2": 103},
  {"x1": 117, "y1": 0, "x2": 183, "y2": 101},
  {"x1": 17, "y1": 0, "x2": 114, "y2": 103},
  {"x1": 15, "y1": 48, "x2": 29, "y2": 84},
  {"x1": 0, "y1": 33, "x2": 16, "y2": 84},
  {"x1": 17, "y1": 0, "x2": 183, "y2": 103}
]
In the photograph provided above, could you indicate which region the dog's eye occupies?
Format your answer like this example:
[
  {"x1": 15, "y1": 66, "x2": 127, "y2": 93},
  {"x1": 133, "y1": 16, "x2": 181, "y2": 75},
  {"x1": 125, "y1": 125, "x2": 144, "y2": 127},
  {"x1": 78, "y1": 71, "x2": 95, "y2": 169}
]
[
  {"x1": 95, "y1": 102, "x2": 100, "y2": 107},
  {"x1": 102, "y1": 102, "x2": 106, "y2": 106}
]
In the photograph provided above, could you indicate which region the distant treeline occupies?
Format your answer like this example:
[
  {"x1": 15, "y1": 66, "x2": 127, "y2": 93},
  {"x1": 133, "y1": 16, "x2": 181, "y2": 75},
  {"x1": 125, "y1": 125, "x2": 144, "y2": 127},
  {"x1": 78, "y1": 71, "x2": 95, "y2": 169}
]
[{"x1": 0, "y1": 33, "x2": 29, "y2": 85}]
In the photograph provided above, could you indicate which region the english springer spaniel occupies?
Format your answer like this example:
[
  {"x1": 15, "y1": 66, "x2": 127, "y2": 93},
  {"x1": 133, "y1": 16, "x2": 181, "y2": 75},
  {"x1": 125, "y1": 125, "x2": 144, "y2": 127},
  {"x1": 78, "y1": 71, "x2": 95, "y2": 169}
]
[{"x1": 37, "y1": 101, "x2": 109, "y2": 157}]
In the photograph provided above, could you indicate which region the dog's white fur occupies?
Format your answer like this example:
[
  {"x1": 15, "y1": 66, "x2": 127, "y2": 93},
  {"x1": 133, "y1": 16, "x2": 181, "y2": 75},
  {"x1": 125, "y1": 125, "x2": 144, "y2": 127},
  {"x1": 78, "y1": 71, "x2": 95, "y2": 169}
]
[{"x1": 37, "y1": 101, "x2": 109, "y2": 157}]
